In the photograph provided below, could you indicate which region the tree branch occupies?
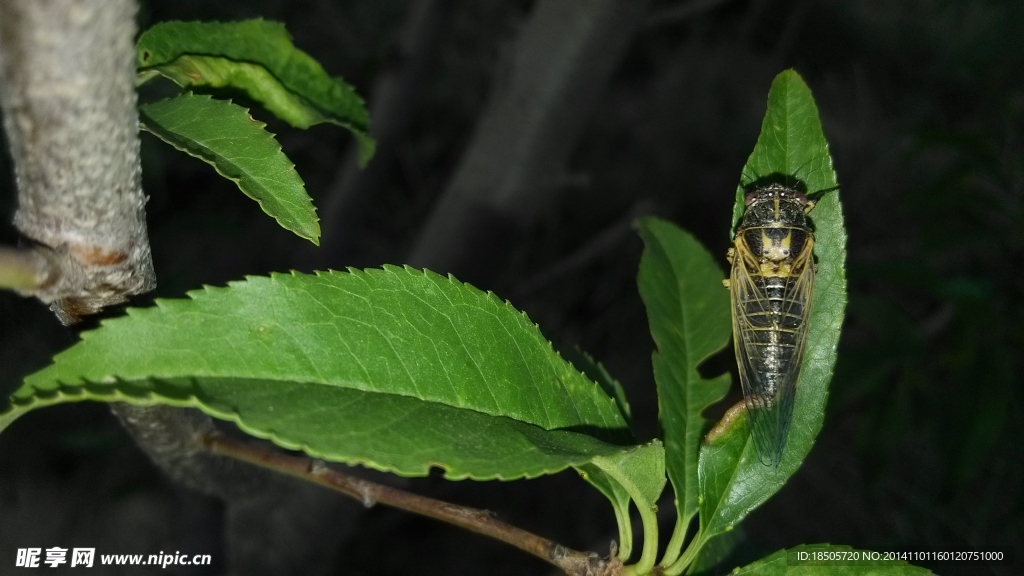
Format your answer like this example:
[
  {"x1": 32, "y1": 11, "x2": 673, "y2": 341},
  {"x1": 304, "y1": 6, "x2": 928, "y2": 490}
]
[
  {"x1": 0, "y1": 0, "x2": 155, "y2": 324},
  {"x1": 205, "y1": 432, "x2": 624, "y2": 576},
  {"x1": 109, "y1": 404, "x2": 269, "y2": 500},
  {"x1": 112, "y1": 404, "x2": 358, "y2": 576},
  {"x1": 407, "y1": 0, "x2": 648, "y2": 283},
  {"x1": 0, "y1": 245, "x2": 54, "y2": 292},
  {"x1": 0, "y1": 5, "x2": 336, "y2": 573}
]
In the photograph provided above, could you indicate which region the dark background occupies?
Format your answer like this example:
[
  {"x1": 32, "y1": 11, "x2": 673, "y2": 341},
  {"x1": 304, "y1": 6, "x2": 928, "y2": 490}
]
[{"x1": 1, "y1": 0, "x2": 1021, "y2": 574}]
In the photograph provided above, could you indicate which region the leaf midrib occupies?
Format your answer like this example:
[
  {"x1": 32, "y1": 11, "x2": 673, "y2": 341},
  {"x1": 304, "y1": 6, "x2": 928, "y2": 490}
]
[
  {"x1": 3, "y1": 380, "x2": 621, "y2": 480},
  {"x1": 701, "y1": 435, "x2": 754, "y2": 535},
  {"x1": 13, "y1": 373, "x2": 616, "y2": 438}
]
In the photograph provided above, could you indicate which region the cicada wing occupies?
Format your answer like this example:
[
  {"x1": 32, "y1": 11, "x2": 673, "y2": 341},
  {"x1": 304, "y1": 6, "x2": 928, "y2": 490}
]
[
  {"x1": 730, "y1": 240, "x2": 815, "y2": 467},
  {"x1": 772, "y1": 239, "x2": 815, "y2": 460},
  {"x1": 729, "y1": 251, "x2": 783, "y2": 466}
]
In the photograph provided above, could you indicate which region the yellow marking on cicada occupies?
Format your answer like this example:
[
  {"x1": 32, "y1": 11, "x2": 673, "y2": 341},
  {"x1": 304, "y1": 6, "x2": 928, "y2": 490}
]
[
  {"x1": 774, "y1": 236, "x2": 814, "y2": 278},
  {"x1": 723, "y1": 247, "x2": 737, "y2": 288},
  {"x1": 761, "y1": 259, "x2": 795, "y2": 277},
  {"x1": 760, "y1": 229, "x2": 793, "y2": 261},
  {"x1": 727, "y1": 183, "x2": 817, "y2": 467},
  {"x1": 752, "y1": 228, "x2": 797, "y2": 277}
]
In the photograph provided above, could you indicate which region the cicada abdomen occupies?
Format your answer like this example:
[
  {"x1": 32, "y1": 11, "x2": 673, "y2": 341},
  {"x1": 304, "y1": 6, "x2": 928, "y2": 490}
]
[{"x1": 727, "y1": 183, "x2": 815, "y2": 466}]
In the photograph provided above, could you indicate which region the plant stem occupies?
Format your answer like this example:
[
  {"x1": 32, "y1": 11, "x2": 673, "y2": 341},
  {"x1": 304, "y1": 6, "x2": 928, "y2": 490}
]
[
  {"x1": 657, "y1": 510, "x2": 690, "y2": 568},
  {"x1": 622, "y1": 494, "x2": 660, "y2": 576},
  {"x1": 0, "y1": 246, "x2": 51, "y2": 293},
  {"x1": 609, "y1": 496, "x2": 633, "y2": 562},
  {"x1": 662, "y1": 530, "x2": 706, "y2": 576},
  {"x1": 0, "y1": 0, "x2": 156, "y2": 324},
  {"x1": 204, "y1": 432, "x2": 622, "y2": 576}
]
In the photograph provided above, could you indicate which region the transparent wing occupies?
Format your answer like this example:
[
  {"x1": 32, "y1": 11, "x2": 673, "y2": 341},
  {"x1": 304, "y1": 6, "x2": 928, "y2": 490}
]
[
  {"x1": 771, "y1": 239, "x2": 815, "y2": 462},
  {"x1": 729, "y1": 245, "x2": 781, "y2": 465},
  {"x1": 730, "y1": 239, "x2": 815, "y2": 466}
]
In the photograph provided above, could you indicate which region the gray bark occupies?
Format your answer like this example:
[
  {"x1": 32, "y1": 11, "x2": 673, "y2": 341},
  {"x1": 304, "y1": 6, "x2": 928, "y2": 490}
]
[
  {"x1": 407, "y1": 0, "x2": 647, "y2": 281},
  {"x1": 113, "y1": 404, "x2": 356, "y2": 576},
  {"x1": 0, "y1": 6, "x2": 354, "y2": 574},
  {"x1": 0, "y1": 5, "x2": 358, "y2": 575},
  {"x1": 0, "y1": 0, "x2": 155, "y2": 324},
  {"x1": 110, "y1": 404, "x2": 266, "y2": 500}
]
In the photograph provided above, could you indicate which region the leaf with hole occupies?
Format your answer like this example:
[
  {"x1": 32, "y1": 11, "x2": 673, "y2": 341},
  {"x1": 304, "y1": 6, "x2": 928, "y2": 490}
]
[{"x1": 636, "y1": 217, "x2": 732, "y2": 564}]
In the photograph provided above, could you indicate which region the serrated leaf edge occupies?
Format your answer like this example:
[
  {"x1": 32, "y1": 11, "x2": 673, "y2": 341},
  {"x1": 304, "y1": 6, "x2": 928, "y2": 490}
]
[
  {"x1": 139, "y1": 93, "x2": 320, "y2": 244},
  {"x1": 1, "y1": 377, "x2": 622, "y2": 482},
  {"x1": 136, "y1": 19, "x2": 370, "y2": 131},
  {"x1": 9, "y1": 267, "x2": 627, "y2": 441}
]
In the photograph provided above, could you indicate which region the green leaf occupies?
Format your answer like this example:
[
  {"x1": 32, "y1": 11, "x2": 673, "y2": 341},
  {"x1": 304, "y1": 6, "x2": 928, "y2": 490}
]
[
  {"x1": 587, "y1": 441, "x2": 666, "y2": 506},
  {"x1": 690, "y1": 524, "x2": 744, "y2": 576},
  {"x1": 137, "y1": 19, "x2": 374, "y2": 165},
  {"x1": 1, "y1": 267, "x2": 633, "y2": 480},
  {"x1": 698, "y1": 69, "x2": 847, "y2": 539},
  {"x1": 731, "y1": 544, "x2": 934, "y2": 575},
  {"x1": 139, "y1": 94, "x2": 319, "y2": 244},
  {"x1": 562, "y1": 346, "x2": 633, "y2": 429},
  {"x1": 146, "y1": 55, "x2": 329, "y2": 128},
  {"x1": 577, "y1": 440, "x2": 666, "y2": 562},
  {"x1": 577, "y1": 464, "x2": 635, "y2": 560},
  {"x1": 561, "y1": 347, "x2": 639, "y2": 559},
  {"x1": 696, "y1": 404, "x2": 750, "y2": 534},
  {"x1": 636, "y1": 217, "x2": 732, "y2": 562},
  {"x1": 732, "y1": 69, "x2": 839, "y2": 236}
]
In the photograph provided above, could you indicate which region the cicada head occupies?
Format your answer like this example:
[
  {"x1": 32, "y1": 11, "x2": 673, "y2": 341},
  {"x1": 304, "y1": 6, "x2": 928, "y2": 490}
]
[{"x1": 739, "y1": 184, "x2": 812, "y2": 231}]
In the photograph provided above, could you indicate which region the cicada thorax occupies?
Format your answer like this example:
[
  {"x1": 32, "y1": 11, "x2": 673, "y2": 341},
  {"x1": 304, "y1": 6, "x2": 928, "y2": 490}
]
[{"x1": 728, "y1": 183, "x2": 816, "y2": 466}]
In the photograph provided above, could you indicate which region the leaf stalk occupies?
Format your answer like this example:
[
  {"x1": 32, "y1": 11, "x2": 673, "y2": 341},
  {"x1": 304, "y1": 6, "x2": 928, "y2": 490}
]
[
  {"x1": 621, "y1": 498, "x2": 660, "y2": 575},
  {"x1": 657, "y1": 509, "x2": 691, "y2": 568},
  {"x1": 662, "y1": 530, "x2": 706, "y2": 576}
]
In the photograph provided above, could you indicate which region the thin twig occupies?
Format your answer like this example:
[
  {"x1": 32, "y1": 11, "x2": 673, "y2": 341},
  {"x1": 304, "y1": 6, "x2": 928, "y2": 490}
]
[
  {"x1": 0, "y1": 245, "x2": 53, "y2": 293},
  {"x1": 204, "y1": 432, "x2": 622, "y2": 576}
]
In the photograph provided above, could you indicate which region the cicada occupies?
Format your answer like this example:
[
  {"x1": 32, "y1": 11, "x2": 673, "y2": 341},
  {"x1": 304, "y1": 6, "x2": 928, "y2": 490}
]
[{"x1": 725, "y1": 183, "x2": 815, "y2": 466}]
